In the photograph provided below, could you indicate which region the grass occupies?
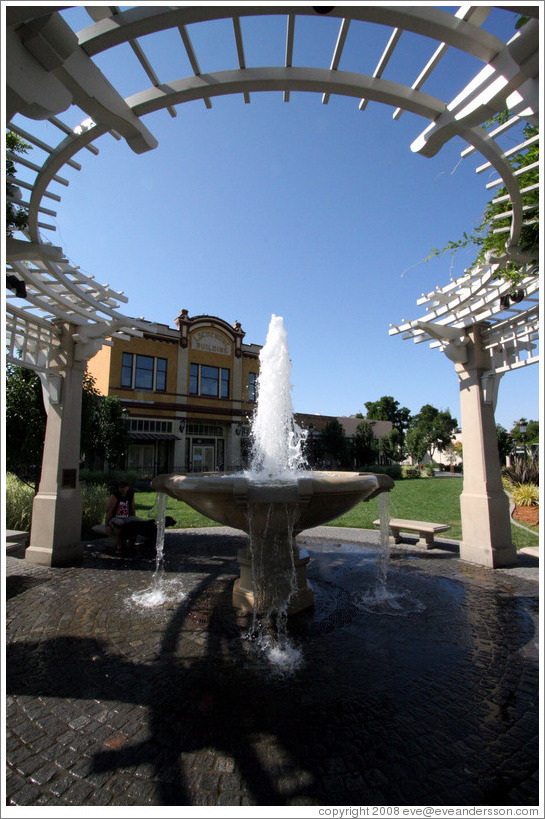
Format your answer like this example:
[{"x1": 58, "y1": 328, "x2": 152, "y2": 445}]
[
  {"x1": 136, "y1": 476, "x2": 539, "y2": 551},
  {"x1": 135, "y1": 492, "x2": 222, "y2": 529},
  {"x1": 332, "y1": 477, "x2": 465, "y2": 538}
]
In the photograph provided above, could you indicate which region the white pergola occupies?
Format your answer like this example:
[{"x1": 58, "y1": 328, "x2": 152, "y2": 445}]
[{"x1": 5, "y1": 4, "x2": 540, "y2": 567}]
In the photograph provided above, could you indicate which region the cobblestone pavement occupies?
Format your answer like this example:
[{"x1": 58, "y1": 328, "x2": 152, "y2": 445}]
[{"x1": 5, "y1": 528, "x2": 540, "y2": 807}]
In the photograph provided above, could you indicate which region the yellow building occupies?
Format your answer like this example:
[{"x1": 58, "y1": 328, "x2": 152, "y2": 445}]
[{"x1": 87, "y1": 309, "x2": 260, "y2": 477}]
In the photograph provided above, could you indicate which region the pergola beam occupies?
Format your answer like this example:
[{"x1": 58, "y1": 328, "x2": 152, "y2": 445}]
[{"x1": 322, "y1": 18, "x2": 351, "y2": 104}]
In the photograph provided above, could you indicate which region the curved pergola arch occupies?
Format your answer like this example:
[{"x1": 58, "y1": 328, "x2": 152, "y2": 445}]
[
  {"x1": 26, "y1": 65, "x2": 528, "y2": 253},
  {"x1": 77, "y1": 5, "x2": 508, "y2": 63},
  {"x1": 5, "y1": 5, "x2": 540, "y2": 569},
  {"x1": 9, "y1": 5, "x2": 537, "y2": 268}
]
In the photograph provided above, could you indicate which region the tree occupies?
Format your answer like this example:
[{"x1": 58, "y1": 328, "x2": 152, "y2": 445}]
[
  {"x1": 352, "y1": 420, "x2": 379, "y2": 467},
  {"x1": 431, "y1": 408, "x2": 458, "y2": 455},
  {"x1": 405, "y1": 426, "x2": 429, "y2": 465},
  {"x1": 510, "y1": 418, "x2": 539, "y2": 446},
  {"x1": 379, "y1": 427, "x2": 404, "y2": 463},
  {"x1": 6, "y1": 131, "x2": 30, "y2": 237},
  {"x1": 407, "y1": 404, "x2": 458, "y2": 462},
  {"x1": 444, "y1": 441, "x2": 463, "y2": 472},
  {"x1": 363, "y1": 396, "x2": 411, "y2": 437},
  {"x1": 320, "y1": 419, "x2": 350, "y2": 468},
  {"x1": 6, "y1": 365, "x2": 129, "y2": 480},
  {"x1": 496, "y1": 424, "x2": 513, "y2": 465},
  {"x1": 5, "y1": 364, "x2": 47, "y2": 480},
  {"x1": 94, "y1": 396, "x2": 129, "y2": 468},
  {"x1": 80, "y1": 371, "x2": 128, "y2": 469}
]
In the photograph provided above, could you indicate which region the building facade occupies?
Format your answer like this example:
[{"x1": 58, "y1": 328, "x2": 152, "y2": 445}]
[{"x1": 87, "y1": 309, "x2": 261, "y2": 477}]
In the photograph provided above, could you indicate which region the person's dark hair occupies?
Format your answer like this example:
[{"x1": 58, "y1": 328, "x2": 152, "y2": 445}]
[{"x1": 110, "y1": 478, "x2": 129, "y2": 493}]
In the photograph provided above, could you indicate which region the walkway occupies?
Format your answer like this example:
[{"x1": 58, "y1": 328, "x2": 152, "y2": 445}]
[{"x1": 5, "y1": 527, "x2": 540, "y2": 807}]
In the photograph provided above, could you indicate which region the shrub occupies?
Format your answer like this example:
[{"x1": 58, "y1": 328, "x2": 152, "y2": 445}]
[
  {"x1": 401, "y1": 465, "x2": 420, "y2": 478},
  {"x1": 5, "y1": 473, "x2": 35, "y2": 531},
  {"x1": 421, "y1": 463, "x2": 435, "y2": 477},
  {"x1": 6, "y1": 473, "x2": 110, "y2": 537},
  {"x1": 502, "y1": 456, "x2": 539, "y2": 487},
  {"x1": 512, "y1": 483, "x2": 539, "y2": 507},
  {"x1": 360, "y1": 464, "x2": 402, "y2": 480},
  {"x1": 81, "y1": 483, "x2": 110, "y2": 537}
]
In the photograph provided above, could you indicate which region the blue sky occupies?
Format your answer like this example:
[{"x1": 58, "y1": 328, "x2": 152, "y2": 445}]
[{"x1": 11, "y1": 3, "x2": 540, "y2": 431}]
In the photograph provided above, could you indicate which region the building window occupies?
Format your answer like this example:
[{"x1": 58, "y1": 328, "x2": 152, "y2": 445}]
[
  {"x1": 248, "y1": 372, "x2": 257, "y2": 402},
  {"x1": 129, "y1": 418, "x2": 173, "y2": 433},
  {"x1": 190, "y1": 363, "x2": 198, "y2": 395},
  {"x1": 121, "y1": 354, "x2": 167, "y2": 391},
  {"x1": 186, "y1": 423, "x2": 224, "y2": 436},
  {"x1": 189, "y1": 364, "x2": 230, "y2": 398},
  {"x1": 156, "y1": 358, "x2": 167, "y2": 391},
  {"x1": 201, "y1": 365, "x2": 220, "y2": 396},
  {"x1": 221, "y1": 368, "x2": 230, "y2": 399},
  {"x1": 121, "y1": 353, "x2": 133, "y2": 387},
  {"x1": 135, "y1": 355, "x2": 154, "y2": 390}
]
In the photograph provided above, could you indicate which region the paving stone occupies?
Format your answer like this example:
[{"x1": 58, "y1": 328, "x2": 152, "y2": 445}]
[
  {"x1": 8, "y1": 781, "x2": 42, "y2": 804},
  {"x1": 5, "y1": 531, "x2": 539, "y2": 807},
  {"x1": 124, "y1": 778, "x2": 158, "y2": 803},
  {"x1": 28, "y1": 762, "x2": 59, "y2": 786},
  {"x1": 62, "y1": 777, "x2": 98, "y2": 804},
  {"x1": 216, "y1": 790, "x2": 242, "y2": 805},
  {"x1": 198, "y1": 772, "x2": 221, "y2": 793},
  {"x1": 87, "y1": 787, "x2": 114, "y2": 806},
  {"x1": 48, "y1": 772, "x2": 78, "y2": 797},
  {"x1": 219, "y1": 771, "x2": 242, "y2": 790}
]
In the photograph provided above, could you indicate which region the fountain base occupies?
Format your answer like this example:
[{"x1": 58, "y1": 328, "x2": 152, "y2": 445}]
[{"x1": 233, "y1": 545, "x2": 315, "y2": 614}]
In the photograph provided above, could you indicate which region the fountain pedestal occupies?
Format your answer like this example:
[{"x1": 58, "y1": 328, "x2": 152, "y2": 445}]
[{"x1": 233, "y1": 544, "x2": 314, "y2": 614}]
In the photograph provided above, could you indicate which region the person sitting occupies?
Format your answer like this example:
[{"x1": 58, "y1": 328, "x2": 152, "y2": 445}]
[{"x1": 104, "y1": 479, "x2": 140, "y2": 554}]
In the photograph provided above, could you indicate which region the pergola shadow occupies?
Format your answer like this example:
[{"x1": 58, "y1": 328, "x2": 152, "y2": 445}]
[{"x1": 6, "y1": 532, "x2": 539, "y2": 806}]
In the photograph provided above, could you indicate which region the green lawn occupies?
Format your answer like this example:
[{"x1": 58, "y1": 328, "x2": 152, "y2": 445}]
[
  {"x1": 135, "y1": 492, "x2": 222, "y2": 529},
  {"x1": 136, "y1": 477, "x2": 539, "y2": 550}
]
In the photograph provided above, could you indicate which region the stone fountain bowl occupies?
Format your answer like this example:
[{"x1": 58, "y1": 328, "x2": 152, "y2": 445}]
[{"x1": 150, "y1": 471, "x2": 394, "y2": 535}]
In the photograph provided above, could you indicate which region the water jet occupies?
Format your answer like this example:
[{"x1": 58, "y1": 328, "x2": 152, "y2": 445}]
[{"x1": 151, "y1": 315, "x2": 393, "y2": 617}]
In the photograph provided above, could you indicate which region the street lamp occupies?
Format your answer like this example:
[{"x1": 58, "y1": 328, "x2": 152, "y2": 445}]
[{"x1": 518, "y1": 418, "x2": 528, "y2": 464}]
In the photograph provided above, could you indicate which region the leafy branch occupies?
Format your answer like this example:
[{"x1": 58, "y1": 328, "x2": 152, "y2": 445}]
[{"x1": 6, "y1": 130, "x2": 31, "y2": 237}]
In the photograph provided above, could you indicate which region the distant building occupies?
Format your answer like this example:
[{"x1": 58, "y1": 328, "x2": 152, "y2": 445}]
[
  {"x1": 88, "y1": 311, "x2": 399, "y2": 477},
  {"x1": 87, "y1": 309, "x2": 260, "y2": 477},
  {"x1": 403, "y1": 427, "x2": 464, "y2": 469}
]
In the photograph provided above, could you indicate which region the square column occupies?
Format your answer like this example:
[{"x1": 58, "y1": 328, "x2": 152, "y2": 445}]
[
  {"x1": 455, "y1": 326, "x2": 516, "y2": 568},
  {"x1": 25, "y1": 335, "x2": 86, "y2": 567}
]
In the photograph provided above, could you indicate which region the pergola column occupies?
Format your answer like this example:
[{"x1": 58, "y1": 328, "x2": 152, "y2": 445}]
[
  {"x1": 25, "y1": 328, "x2": 86, "y2": 567},
  {"x1": 455, "y1": 324, "x2": 516, "y2": 568}
]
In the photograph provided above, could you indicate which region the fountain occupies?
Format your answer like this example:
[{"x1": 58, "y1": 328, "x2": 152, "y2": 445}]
[{"x1": 151, "y1": 315, "x2": 393, "y2": 617}]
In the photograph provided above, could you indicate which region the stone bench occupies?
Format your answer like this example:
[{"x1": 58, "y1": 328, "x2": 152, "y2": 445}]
[
  {"x1": 6, "y1": 529, "x2": 29, "y2": 546},
  {"x1": 373, "y1": 518, "x2": 450, "y2": 549},
  {"x1": 6, "y1": 529, "x2": 29, "y2": 554}
]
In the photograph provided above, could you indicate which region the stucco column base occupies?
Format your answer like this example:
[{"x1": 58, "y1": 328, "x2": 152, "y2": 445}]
[
  {"x1": 454, "y1": 325, "x2": 516, "y2": 569},
  {"x1": 459, "y1": 490, "x2": 516, "y2": 568},
  {"x1": 233, "y1": 545, "x2": 315, "y2": 615},
  {"x1": 26, "y1": 490, "x2": 84, "y2": 566}
]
